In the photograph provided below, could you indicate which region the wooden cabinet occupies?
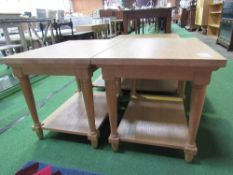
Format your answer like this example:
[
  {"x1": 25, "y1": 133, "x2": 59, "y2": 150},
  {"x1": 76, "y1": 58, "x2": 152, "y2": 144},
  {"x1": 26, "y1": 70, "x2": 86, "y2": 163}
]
[
  {"x1": 195, "y1": 0, "x2": 211, "y2": 26},
  {"x1": 207, "y1": 1, "x2": 223, "y2": 37}
]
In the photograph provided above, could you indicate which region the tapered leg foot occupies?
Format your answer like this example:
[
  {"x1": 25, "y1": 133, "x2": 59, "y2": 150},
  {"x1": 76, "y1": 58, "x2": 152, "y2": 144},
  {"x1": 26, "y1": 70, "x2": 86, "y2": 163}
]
[
  {"x1": 88, "y1": 131, "x2": 99, "y2": 149},
  {"x1": 32, "y1": 124, "x2": 44, "y2": 139},
  {"x1": 184, "y1": 144, "x2": 197, "y2": 163},
  {"x1": 111, "y1": 143, "x2": 119, "y2": 151},
  {"x1": 109, "y1": 134, "x2": 119, "y2": 151},
  {"x1": 91, "y1": 139, "x2": 98, "y2": 149}
]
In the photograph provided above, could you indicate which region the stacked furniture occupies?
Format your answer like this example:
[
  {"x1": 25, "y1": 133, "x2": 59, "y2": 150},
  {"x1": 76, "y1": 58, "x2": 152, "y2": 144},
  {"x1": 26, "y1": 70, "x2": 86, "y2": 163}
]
[
  {"x1": 207, "y1": 1, "x2": 223, "y2": 37},
  {"x1": 217, "y1": 0, "x2": 233, "y2": 50}
]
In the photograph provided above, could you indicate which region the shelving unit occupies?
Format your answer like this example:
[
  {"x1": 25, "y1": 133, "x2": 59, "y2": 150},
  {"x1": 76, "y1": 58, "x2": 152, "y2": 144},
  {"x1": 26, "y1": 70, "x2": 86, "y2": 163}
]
[{"x1": 207, "y1": 1, "x2": 223, "y2": 37}]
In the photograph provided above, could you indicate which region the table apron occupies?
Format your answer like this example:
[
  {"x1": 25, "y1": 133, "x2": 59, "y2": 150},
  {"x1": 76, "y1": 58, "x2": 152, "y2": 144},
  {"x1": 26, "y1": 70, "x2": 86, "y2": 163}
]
[
  {"x1": 102, "y1": 66, "x2": 213, "y2": 84},
  {"x1": 11, "y1": 64, "x2": 96, "y2": 77}
]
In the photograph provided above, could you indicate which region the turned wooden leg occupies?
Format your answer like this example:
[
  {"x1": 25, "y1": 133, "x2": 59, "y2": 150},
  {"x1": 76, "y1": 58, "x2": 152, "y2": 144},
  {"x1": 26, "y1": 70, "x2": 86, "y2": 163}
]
[
  {"x1": 81, "y1": 77, "x2": 99, "y2": 148},
  {"x1": 131, "y1": 79, "x2": 137, "y2": 98},
  {"x1": 123, "y1": 17, "x2": 128, "y2": 34},
  {"x1": 165, "y1": 17, "x2": 171, "y2": 33},
  {"x1": 75, "y1": 76, "x2": 82, "y2": 92},
  {"x1": 178, "y1": 80, "x2": 186, "y2": 99},
  {"x1": 104, "y1": 77, "x2": 119, "y2": 151},
  {"x1": 17, "y1": 74, "x2": 43, "y2": 139},
  {"x1": 117, "y1": 78, "x2": 122, "y2": 97},
  {"x1": 185, "y1": 82, "x2": 207, "y2": 162}
]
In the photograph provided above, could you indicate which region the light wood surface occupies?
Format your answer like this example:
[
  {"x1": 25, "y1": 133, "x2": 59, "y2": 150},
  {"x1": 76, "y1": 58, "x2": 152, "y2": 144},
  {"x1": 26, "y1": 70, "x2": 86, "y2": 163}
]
[
  {"x1": 2, "y1": 38, "x2": 227, "y2": 161},
  {"x1": 113, "y1": 33, "x2": 180, "y2": 40},
  {"x1": 76, "y1": 23, "x2": 108, "y2": 39},
  {"x1": 118, "y1": 99, "x2": 188, "y2": 149},
  {"x1": 1, "y1": 39, "x2": 124, "y2": 148},
  {"x1": 42, "y1": 91, "x2": 107, "y2": 136},
  {"x1": 76, "y1": 23, "x2": 108, "y2": 32},
  {"x1": 18, "y1": 74, "x2": 43, "y2": 139},
  {"x1": 98, "y1": 38, "x2": 226, "y2": 162},
  {"x1": 93, "y1": 38, "x2": 226, "y2": 67},
  {"x1": 93, "y1": 34, "x2": 181, "y2": 93},
  {"x1": 0, "y1": 39, "x2": 121, "y2": 65}
]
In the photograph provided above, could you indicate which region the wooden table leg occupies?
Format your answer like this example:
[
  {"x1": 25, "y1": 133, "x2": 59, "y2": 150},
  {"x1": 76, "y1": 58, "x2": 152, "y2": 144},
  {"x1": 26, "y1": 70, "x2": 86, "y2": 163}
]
[
  {"x1": 184, "y1": 80, "x2": 208, "y2": 162},
  {"x1": 117, "y1": 78, "x2": 122, "y2": 97},
  {"x1": 123, "y1": 15, "x2": 128, "y2": 34},
  {"x1": 178, "y1": 81, "x2": 186, "y2": 99},
  {"x1": 80, "y1": 69, "x2": 99, "y2": 148},
  {"x1": 15, "y1": 71, "x2": 43, "y2": 139},
  {"x1": 130, "y1": 79, "x2": 137, "y2": 98},
  {"x1": 103, "y1": 69, "x2": 119, "y2": 151},
  {"x1": 75, "y1": 77, "x2": 82, "y2": 92},
  {"x1": 165, "y1": 17, "x2": 171, "y2": 33}
]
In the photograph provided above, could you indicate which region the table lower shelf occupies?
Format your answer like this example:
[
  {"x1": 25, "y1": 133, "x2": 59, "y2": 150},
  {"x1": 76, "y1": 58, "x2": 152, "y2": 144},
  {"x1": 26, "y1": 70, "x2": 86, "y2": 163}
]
[
  {"x1": 93, "y1": 75, "x2": 178, "y2": 92},
  {"x1": 42, "y1": 91, "x2": 107, "y2": 136},
  {"x1": 118, "y1": 99, "x2": 188, "y2": 149}
]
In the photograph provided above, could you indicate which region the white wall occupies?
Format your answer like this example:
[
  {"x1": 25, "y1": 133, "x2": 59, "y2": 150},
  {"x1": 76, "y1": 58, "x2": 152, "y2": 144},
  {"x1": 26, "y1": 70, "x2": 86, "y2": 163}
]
[{"x1": 0, "y1": 0, "x2": 72, "y2": 16}]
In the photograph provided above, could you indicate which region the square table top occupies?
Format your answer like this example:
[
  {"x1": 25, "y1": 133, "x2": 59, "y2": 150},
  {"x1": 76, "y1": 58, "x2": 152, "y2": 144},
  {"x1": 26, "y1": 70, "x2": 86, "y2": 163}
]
[
  {"x1": 0, "y1": 38, "x2": 227, "y2": 69},
  {"x1": 92, "y1": 38, "x2": 227, "y2": 68},
  {"x1": 111, "y1": 34, "x2": 180, "y2": 41},
  {"x1": 0, "y1": 39, "x2": 120, "y2": 65}
]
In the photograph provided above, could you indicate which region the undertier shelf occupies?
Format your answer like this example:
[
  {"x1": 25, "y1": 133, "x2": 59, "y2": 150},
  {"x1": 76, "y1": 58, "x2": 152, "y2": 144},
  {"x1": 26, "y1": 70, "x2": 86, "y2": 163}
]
[
  {"x1": 93, "y1": 75, "x2": 178, "y2": 92},
  {"x1": 42, "y1": 91, "x2": 107, "y2": 136},
  {"x1": 118, "y1": 99, "x2": 188, "y2": 149},
  {"x1": 209, "y1": 24, "x2": 220, "y2": 28}
]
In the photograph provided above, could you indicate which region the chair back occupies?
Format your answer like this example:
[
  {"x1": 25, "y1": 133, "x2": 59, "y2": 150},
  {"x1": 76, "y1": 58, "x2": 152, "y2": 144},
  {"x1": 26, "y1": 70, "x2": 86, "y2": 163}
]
[{"x1": 53, "y1": 19, "x2": 74, "y2": 42}]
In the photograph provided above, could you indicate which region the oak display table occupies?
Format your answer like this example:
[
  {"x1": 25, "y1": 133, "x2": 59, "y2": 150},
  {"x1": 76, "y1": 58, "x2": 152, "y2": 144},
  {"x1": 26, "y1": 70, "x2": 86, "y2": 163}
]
[
  {"x1": 0, "y1": 40, "x2": 121, "y2": 148},
  {"x1": 92, "y1": 38, "x2": 226, "y2": 161}
]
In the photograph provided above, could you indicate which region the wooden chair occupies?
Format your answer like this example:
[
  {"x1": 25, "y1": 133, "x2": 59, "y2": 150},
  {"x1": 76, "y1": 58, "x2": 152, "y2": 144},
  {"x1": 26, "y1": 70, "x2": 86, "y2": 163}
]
[
  {"x1": 53, "y1": 19, "x2": 94, "y2": 42},
  {"x1": 53, "y1": 19, "x2": 73, "y2": 42}
]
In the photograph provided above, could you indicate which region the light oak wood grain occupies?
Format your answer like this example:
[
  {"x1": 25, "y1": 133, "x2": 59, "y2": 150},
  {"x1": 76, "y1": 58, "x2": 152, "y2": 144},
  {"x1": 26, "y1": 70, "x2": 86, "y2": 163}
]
[
  {"x1": 97, "y1": 38, "x2": 226, "y2": 162},
  {"x1": 1, "y1": 39, "x2": 123, "y2": 147},
  {"x1": 92, "y1": 38, "x2": 226, "y2": 67},
  {"x1": 113, "y1": 33, "x2": 180, "y2": 40},
  {"x1": 94, "y1": 34, "x2": 181, "y2": 94},
  {"x1": 118, "y1": 99, "x2": 188, "y2": 149},
  {"x1": 0, "y1": 39, "x2": 122, "y2": 65},
  {"x1": 42, "y1": 91, "x2": 107, "y2": 136},
  {"x1": 1, "y1": 38, "x2": 227, "y2": 161}
]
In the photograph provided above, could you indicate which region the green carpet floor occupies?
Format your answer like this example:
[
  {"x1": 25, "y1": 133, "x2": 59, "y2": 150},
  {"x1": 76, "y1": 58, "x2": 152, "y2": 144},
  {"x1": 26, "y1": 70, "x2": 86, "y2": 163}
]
[
  {"x1": 0, "y1": 64, "x2": 11, "y2": 77},
  {"x1": 0, "y1": 24, "x2": 233, "y2": 175}
]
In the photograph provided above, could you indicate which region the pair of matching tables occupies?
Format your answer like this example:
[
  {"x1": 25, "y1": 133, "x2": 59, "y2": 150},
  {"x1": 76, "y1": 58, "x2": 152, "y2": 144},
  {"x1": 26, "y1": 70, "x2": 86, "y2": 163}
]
[{"x1": 1, "y1": 34, "x2": 226, "y2": 162}]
